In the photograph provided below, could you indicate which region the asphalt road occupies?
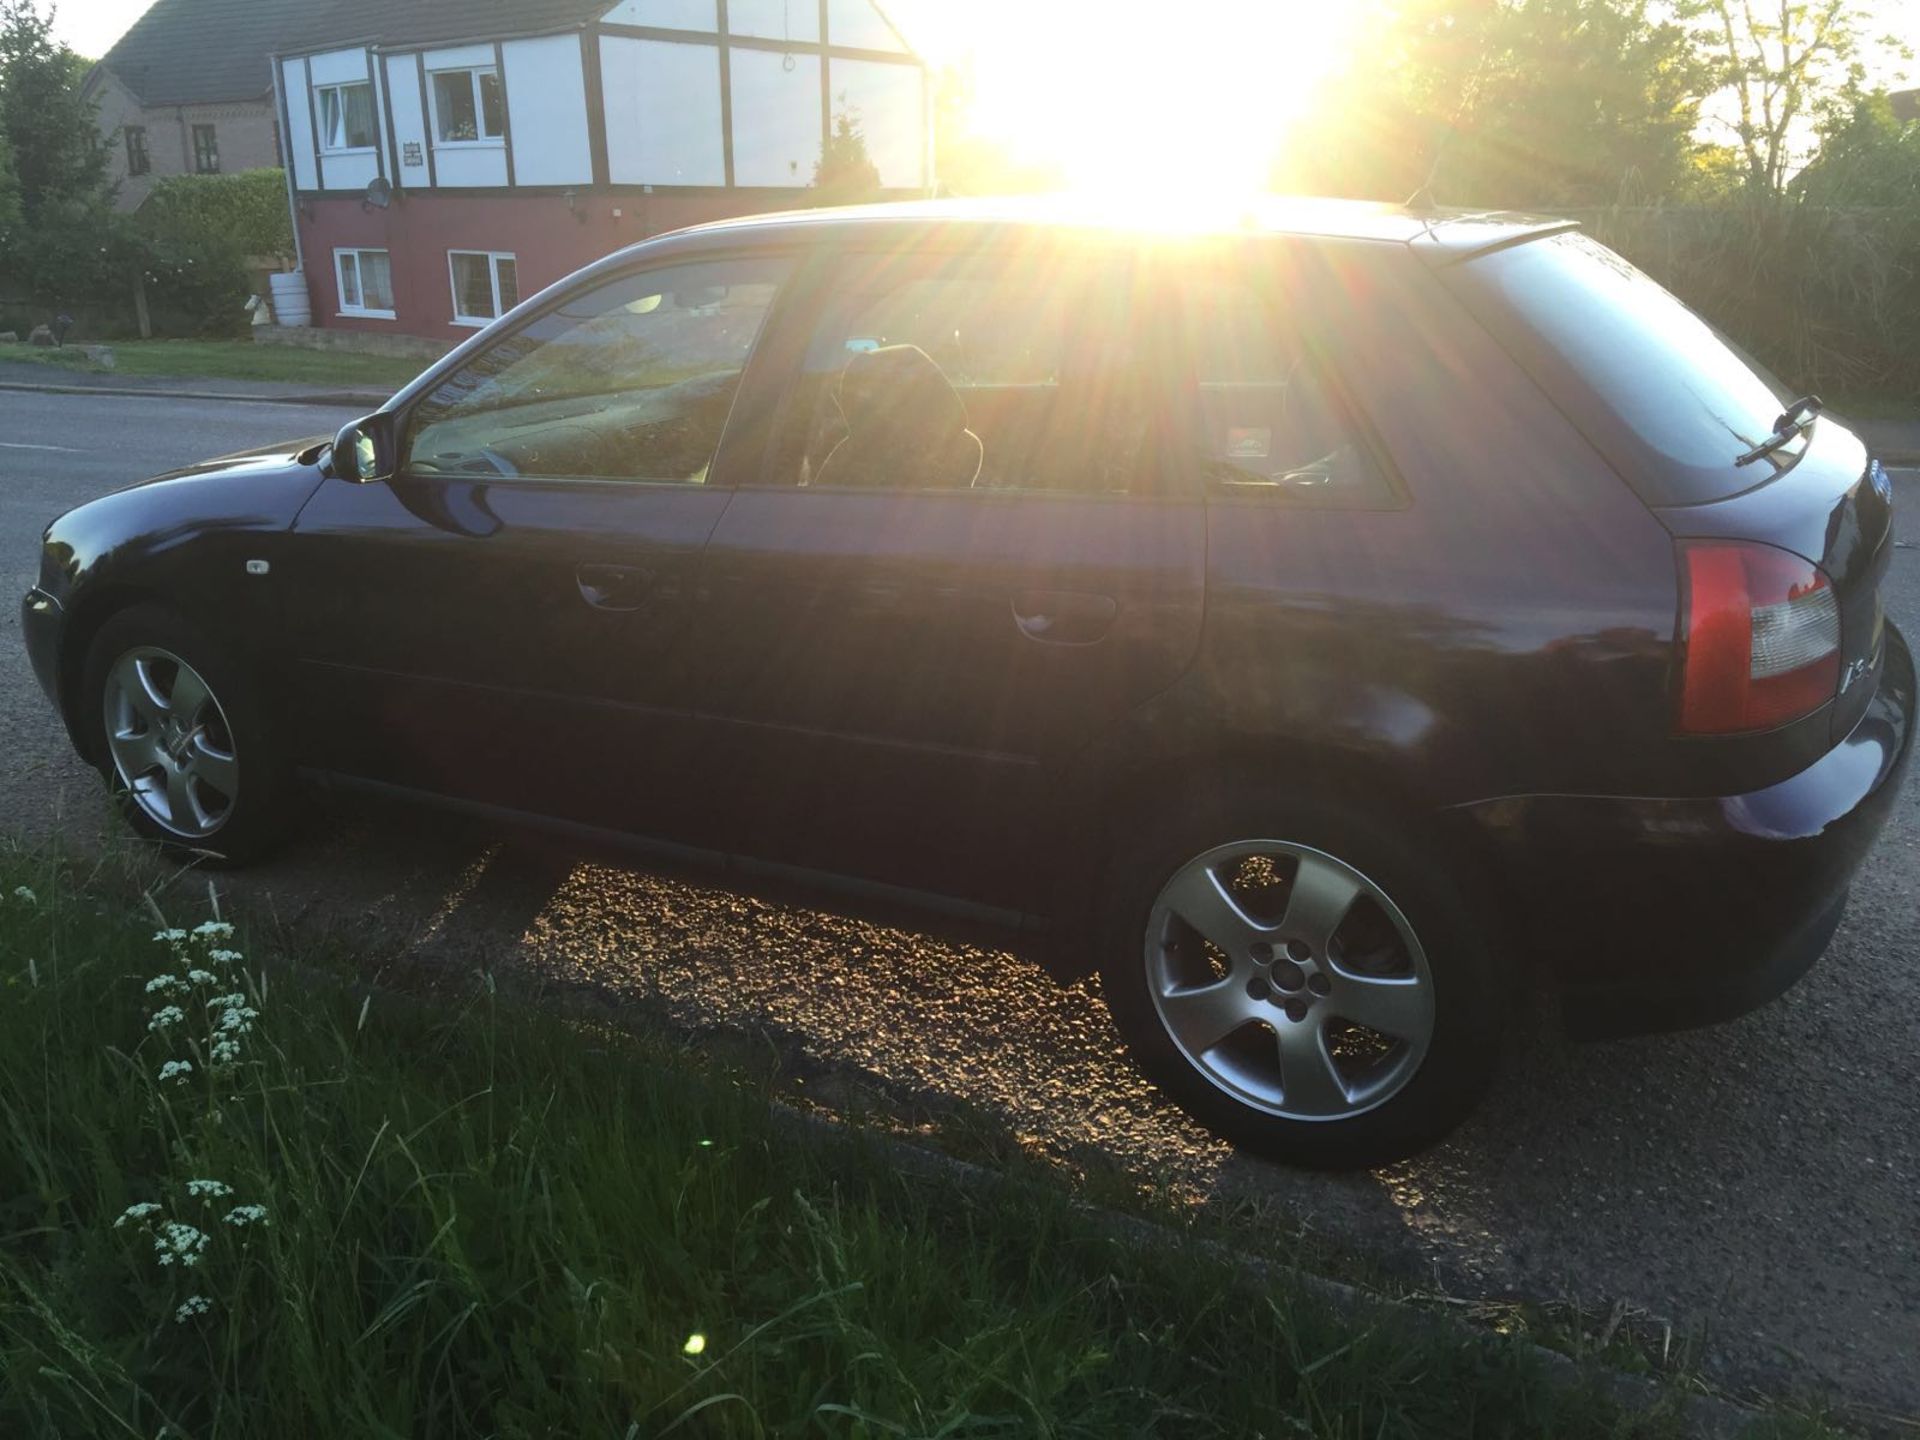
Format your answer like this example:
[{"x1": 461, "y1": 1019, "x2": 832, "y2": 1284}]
[{"x1": 4, "y1": 387, "x2": 1918, "y2": 1420}]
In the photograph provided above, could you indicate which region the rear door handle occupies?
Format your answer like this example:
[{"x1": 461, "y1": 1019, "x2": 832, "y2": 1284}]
[
  {"x1": 1011, "y1": 589, "x2": 1118, "y2": 644},
  {"x1": 575, "y1": 563, "x2": 653, "y2": 612}
]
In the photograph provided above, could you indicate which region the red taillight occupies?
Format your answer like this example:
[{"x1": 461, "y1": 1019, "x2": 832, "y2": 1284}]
[{"x1": 1677, "y1": 541, "x2": 1840, "y2": 734}]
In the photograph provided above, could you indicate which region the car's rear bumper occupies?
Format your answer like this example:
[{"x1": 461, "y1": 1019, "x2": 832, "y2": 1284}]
[
  {"x1": 1450, "y1": 622, "x2": 1914, "y2": 1039},
  {"x1": 21, "y1": 587, "x2": 63, "y2": 709}
]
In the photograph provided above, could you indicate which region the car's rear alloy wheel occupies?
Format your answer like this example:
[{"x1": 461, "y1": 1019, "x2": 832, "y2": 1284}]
[
  {"x1": 1145, "y1": 841, "x2": 1435, "y2": 1122},
  {"x1": 1100, "y1": 787, "x2": 1508, "y2": 1167},
  {"x1": 102, "y1": 646, "x2": 240, "y2": 841}
]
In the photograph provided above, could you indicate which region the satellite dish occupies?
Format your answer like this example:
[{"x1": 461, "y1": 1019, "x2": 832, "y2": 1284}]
[{"x1": 365, "y1": 176, "x2": 392, "y2": 210}]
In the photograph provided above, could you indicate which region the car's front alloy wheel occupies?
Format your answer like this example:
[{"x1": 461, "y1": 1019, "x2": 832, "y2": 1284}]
[
  {"x1": 102, "y1": 646, "x2": 241, "y2": 841},
  {"x1": 83, "y1": 603, "x2": 290, "y2": 866}
]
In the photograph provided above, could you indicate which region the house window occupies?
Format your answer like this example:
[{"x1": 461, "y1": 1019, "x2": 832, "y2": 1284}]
[
  {"x1": 124, "y1": 125, "x2": 149, "y2": 176},
  {"x1": 430, "y1": 68, "x2": 504, "y2": 144},
  {"x1": 335, "y1": 248, "x2": 396, "y2": 318},
  {"x1": 448, "y1": 251, "x2": 520, "y2": 326},
  {"x1": 317, "y1": 81, "x2": 377, "y2": 151},
  {"x1": 191, "y1": 124, "x2": 219, "y2": 173}
]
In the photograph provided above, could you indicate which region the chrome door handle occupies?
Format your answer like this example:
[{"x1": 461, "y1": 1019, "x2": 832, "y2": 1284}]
[{"x1": 1011, "y1": 589, "x2": 1118, "y2": 644}]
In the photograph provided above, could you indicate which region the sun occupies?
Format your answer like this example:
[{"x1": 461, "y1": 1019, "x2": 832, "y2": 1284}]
[{"x1": 954, "y1": 0, "x2": 1368, "y2": 199}]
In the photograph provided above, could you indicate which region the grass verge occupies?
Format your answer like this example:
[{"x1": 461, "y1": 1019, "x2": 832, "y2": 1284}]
[
  {"x1": 0, "y1": 845, "x2": 1836, "y2": 1438},
  {"x1": 0, "y1": 340, "x2": 425, "y2": 393}
]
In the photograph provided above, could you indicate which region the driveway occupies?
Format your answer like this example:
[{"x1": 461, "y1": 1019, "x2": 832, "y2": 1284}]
[{"x1": 5, "y1": 387, "x2": 1918, "y2": 1421}]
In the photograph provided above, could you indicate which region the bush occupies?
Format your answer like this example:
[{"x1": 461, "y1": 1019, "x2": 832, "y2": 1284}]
[{"x1": 141, "y1": 168, "x2": 293, "y2": 262}]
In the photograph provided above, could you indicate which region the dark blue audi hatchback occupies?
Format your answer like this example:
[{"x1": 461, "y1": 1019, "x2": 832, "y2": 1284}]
[{"x1": 23, "y1": 199, "x2": 1912, "y2": 1166}]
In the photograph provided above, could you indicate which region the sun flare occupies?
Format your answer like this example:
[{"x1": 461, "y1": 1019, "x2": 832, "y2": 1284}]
[{"x1": 954, "y1": 0, "x2": 1367, "y2": 199}]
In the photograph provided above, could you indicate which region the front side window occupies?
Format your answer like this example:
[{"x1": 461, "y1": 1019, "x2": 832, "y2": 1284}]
[
  {"x1": 317, "y1": 81, "x2": 377, "y2": 150},
  {"x1": 1178, "y1": 277, "x2": 1389, "y2": 505},
  {"x1": 191, "y1": 124, "x2": 219, "y2": 174},
  {"x1": 124, "y1": 125, "x2": 149, "y2": 176},
  {"x1": 336, "y1": 248, "x2": 395, "y2": 317},
  {"x1": 766, "y1": 250, "x2": 1156, "y2": 494},
  {"x1": 406, "y1": 256, "x2": 788, "y2": 483},
  {"x1": 431, "y1": 68, "x2": 504, "y2": 144},
  {"x1": 449, "y1": 251, "x2": 520, "y2": 325}
]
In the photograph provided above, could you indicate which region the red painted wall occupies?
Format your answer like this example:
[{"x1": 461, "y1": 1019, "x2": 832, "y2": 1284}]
[{"x1": 298, "y1": 190, "x2": 805, "y2": 340}]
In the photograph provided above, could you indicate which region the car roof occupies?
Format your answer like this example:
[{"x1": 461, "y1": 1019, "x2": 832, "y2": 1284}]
[{"x1": 651, "y1": 194, "x2": 1577, "y2": 258}]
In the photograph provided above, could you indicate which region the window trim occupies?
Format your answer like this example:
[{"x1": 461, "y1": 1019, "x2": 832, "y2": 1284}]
[
  {"x1": 190, "y1": 123, "x2": 220, "y2": 174},
  {"x1": 447, "y1": 250, "x2": 519, "y2": 327},
  {"x1": 335, "y1": 247, "x2": 397, "y2": 320},
  {"x1": 426, "y1": 65, "x2": 505, "y2": 148},
  {"x1": 315, "y1": 79, "x2": 378, "y2": 154}
]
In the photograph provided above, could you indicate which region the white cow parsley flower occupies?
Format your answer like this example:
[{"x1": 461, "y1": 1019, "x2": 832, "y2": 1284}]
[
  {"x1": 154, "y1": 1222, "x2": 209, "y2": 1267},
  {"x1": 147, "y1": 1006, "x2": 186, "y2": 1032},
  {"x1": 114, "y1": 1202, "x2": 162, "y2": 1229},
  {"x1": 157, "y1": 1059, "x2": 194, "y2": 1084},
  {"x1": 186, "y1": 1179, "x2": 232, "y2": 1199},
  {"x1": 224, "y1": 1204, "x2": 269, "y2": 1228},
  {"x1": 174, "y1": 1295, "x2": 213, "y2": 1323}
]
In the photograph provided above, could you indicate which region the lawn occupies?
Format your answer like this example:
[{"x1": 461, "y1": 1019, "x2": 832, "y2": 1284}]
[
  {"x1": 0, "y1": 847, "x2": 1835, "y2": 1438},
  {"x1": 0, "y1": 339, "x2": 428, "y2": 393}
]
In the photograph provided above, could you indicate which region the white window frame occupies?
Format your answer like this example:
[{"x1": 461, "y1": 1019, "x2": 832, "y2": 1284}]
[
  {"x1": 334, "y1": 248, "x2": 396, "y2": 319},
  {"x1": 447, "y1": 250, "x2": 520, "y2": 328},
  {"x1": 316, "y1": 80, "x2": 377, "y2": 153},
  {"x1": 427, "y1": 66, "x2": 504, "y2": 148}
]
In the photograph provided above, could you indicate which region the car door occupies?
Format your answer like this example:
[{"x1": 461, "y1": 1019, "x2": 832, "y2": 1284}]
[
  {"x1": 689, "y1": 237, "x2": 1209, "y2": 912},
  {"x1": 282, "y1": 251, "x2": 793, "y2": 842}
]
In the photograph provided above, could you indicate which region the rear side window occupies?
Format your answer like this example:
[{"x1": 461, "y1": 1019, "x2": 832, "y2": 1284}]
[
  {"x1": 1178, "y1": 278, "x2": 1391, "y2": 505},
  {"x1": 1447, "y1": 232, "x2": 1798, "y2": 506}
]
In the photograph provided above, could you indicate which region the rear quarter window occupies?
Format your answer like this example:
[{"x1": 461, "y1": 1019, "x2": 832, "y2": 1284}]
[{"x1": 1444, "y1": 231, "x2": 1800, "y2": 506}]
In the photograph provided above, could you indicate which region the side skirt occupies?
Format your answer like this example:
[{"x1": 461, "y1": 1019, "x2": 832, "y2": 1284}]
[{"x1": 297, "y1": 768, "x2": 1045, "y2": 938}]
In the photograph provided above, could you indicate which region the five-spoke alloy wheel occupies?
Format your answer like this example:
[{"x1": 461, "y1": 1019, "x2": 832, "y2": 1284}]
[
  {"x1": 1146, "y1": 841, "x2": 1435, "y2": 1123},
  {"x1": 1101, "y1": 785, "x2": 1508, "y2": 1168},
  {"x1": 102, "y1": 646, "x2": 240, "y2": 840},
  {"x1": 82, "y1": 604, "x2": 290, "y2": 865}
]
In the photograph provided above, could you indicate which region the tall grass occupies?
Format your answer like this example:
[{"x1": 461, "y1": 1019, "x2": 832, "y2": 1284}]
[
  {"x1": 1574, "y1": 204, "x2": 1920, "y2": 404},
  {"x1": 0, "y1": 848, "x2": 1827, "y2": 1437}
]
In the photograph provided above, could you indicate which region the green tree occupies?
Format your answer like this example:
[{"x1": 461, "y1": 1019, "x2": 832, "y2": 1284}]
[
  {"x1": 1676, "y1": 0, "x2": 1899, "y2": 197},
  {"x1": 0, "y1": 124, "x2": 21, "y2": 235},
  {"x1": 0, "y1": 0, "x2": 110, "y2": 216},
  {"x1": 1278, "y1": 0, "x2": 1709, "y2": 208},
  {"x1": 1794, "y1": 86, "x2": 1920, "y2": 205},
  {"x1": 812, "y1": 94, "x2": 883, "y2": 206}
]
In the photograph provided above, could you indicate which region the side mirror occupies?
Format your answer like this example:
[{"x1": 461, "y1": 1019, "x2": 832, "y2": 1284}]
[{"x1": 332, "y1": 412, "x2": 397, "y2": 483}]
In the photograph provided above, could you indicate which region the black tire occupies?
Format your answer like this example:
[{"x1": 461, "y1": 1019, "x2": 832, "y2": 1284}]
[
  {"x1": 1099, "y1": 781, "x2": 1510, "y2": 1169},
  {"x1": 80, "y1": 603, "x2": 291, "y2": 867}
]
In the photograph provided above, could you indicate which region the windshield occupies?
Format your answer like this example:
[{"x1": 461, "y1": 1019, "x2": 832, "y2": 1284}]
[{"x1": 1445, "y1": 231, "x2": 1802, "y2": 506}]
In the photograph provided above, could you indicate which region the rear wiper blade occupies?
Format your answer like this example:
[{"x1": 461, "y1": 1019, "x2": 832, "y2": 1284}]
[{"x1": 1735, "y1": 394, "x2": 1822, "y2": 467}]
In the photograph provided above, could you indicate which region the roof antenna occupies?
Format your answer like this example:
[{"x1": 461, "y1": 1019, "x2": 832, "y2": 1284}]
[{"x1": 1404, "y1": 123, "x2": 1454, "y2": 211}]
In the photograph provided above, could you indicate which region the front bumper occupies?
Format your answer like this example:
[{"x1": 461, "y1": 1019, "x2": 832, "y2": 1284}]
[
  {"x1": 1453, "y1": 623, "x2": 1914, "y2": 1039},
  {"x1": 21, "y1": 586, "x2": 63, "y2": 709}
]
